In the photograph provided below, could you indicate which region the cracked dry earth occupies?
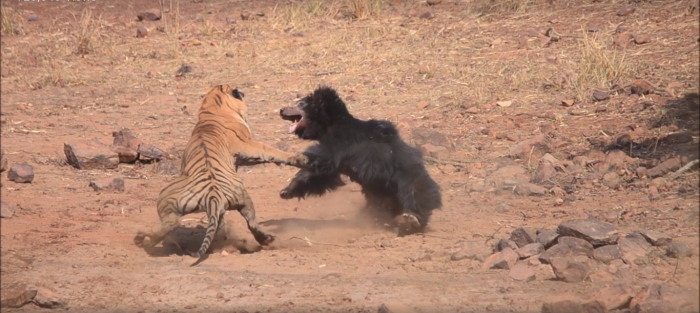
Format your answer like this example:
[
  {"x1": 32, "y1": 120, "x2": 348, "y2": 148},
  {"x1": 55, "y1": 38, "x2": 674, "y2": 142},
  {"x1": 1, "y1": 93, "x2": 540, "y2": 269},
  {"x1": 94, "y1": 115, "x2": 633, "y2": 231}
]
[{"x1": 1, "y1": 0, "x2": 699, "y2": 313}]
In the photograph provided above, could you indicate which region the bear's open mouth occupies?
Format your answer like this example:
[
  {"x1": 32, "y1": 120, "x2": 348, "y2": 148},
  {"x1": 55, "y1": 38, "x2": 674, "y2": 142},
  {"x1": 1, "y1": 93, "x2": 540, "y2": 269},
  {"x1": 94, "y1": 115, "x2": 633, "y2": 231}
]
[{"x1": 279, "y1": 107, "x2": 306, "y2": 134}]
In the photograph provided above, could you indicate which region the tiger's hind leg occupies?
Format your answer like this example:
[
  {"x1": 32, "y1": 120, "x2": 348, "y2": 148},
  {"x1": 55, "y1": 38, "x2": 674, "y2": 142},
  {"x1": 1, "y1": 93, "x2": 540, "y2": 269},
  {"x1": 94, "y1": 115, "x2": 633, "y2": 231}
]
[
  {"x1": 237, "y1": 190, "x2": 275, "y2": 246},
  {"x1": 133, "y1": 196, "x2": 182, "y2": 250}
]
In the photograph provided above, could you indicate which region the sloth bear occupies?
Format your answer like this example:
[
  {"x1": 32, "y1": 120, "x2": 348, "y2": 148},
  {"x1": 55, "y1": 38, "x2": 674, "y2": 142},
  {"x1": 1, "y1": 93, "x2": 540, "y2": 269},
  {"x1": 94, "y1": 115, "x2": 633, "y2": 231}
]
[{"x1": 278, "y1": 86, "x2": 442, "y2": 236}]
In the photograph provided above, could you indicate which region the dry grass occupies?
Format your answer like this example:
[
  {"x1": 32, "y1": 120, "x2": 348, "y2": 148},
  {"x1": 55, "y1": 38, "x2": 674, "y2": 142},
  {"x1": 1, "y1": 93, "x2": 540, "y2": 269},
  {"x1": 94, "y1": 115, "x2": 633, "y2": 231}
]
[
  {"x1": 160, "y1": 0, "x2": 182, "y2": 59},
  {"x1": 462, "y1": 0, "x2": 551, "y2": 14},
  {"x1": 72, "y1": 8, "x2": 102, "y2": 55},
  {"x1": 1, "y1": 6, "x2": 23, "y2": 36},
  {"x1": 569, "y1": 32, "x2": 630, "y2": 102}
]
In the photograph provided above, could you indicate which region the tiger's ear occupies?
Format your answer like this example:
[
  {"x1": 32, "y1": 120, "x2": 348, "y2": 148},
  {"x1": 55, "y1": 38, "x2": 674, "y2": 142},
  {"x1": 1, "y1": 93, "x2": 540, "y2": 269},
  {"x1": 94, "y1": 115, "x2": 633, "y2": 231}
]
[{"x1": 232, "y1": 88, "x2": 245, "y2": 100}]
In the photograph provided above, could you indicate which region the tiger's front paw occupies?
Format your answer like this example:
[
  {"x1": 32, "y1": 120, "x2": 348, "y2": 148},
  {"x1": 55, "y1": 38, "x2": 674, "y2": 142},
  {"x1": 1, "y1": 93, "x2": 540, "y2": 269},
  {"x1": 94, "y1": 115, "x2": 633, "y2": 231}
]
[
  {"x1": 134, "y1": 232, "x2": 154, "y2": 248},
  {"x1": 288, "y1": 154, "x2": 309, "y2": 168}
]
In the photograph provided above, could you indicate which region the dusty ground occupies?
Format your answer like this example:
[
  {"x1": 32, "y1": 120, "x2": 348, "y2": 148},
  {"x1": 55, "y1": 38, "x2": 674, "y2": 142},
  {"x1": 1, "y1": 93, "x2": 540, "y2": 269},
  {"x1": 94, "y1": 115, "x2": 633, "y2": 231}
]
[{"x1": 1, "y1": 0, "x2": 699, "y2": 312}]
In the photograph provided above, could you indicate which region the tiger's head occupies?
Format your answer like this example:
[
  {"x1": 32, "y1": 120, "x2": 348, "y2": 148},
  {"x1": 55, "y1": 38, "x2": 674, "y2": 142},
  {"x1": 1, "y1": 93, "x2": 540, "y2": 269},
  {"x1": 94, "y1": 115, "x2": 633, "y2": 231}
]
[{"x1": 199, "y1": 84, "x2": 248, "y2": 124}]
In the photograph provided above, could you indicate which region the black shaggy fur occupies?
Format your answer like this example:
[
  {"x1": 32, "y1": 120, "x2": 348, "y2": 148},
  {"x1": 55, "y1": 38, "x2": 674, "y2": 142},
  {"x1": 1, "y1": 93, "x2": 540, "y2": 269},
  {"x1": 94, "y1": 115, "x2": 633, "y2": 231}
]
[{"x1": 278, "y1": 86, "x2": 442, "y2": 236}]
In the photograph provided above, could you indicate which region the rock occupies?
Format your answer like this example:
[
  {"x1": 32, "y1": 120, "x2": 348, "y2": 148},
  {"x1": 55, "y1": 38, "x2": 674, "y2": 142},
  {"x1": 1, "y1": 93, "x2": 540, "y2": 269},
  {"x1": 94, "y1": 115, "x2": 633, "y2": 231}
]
[
  {"x1": 7, "y1": 163, "x2": 34, "y2": 183},
  {"x1": 616, "y1": 5, "x2": 635, "y2": 16},
  {"x1": 240, "y1": 11, "x2": 251, "y2": 20},
  {"x1": 1, "y1": 201, "x2": 14, "y2": 218},
  {"x1": 509, "y1": 263, "x2": 536, "y2": 282},
  {"x1": 482, "y1": 248, "x2": 519, "y2": 270},
  {"x1": 0, "y1": 282, "x2": 37, "y2": 308},
  {"x1": 514, "y1": 183, "x2": 548, "y2": 196},
  {"x1": 419, "y1": 11, "x2": 435, "y2": 20},
  {"x1": 630, "y1": 284, "x2": 700, "y2": 313},
  {"x1": 590, "y1": 284, "x2": 635, "y2": 311},
  {"x1": 601, "y1": 171, "x2": 621, "y2": 188},
  {"x1": 633, "y1": 34, "x2": 651, "y2": 44},
  {"x1": 64, "y1": 141, "x2": 120, "y2": 170},
  {"x1": 666, "y1": 242, "x2": 692, "y2": 259},
  {"x1": 508, "y1": 134, "x2": 548, "y2": 160},
  {"x1": 496, "y1": 239, "x2": 519, "y2": 252},
  {"x1": 550, "y1": 257, "x2": 590, "y2": 283},
  {"x1": 618, "y1": 234, "x2": 651, "y2": 264},
  {"x1": 0, "y1": 148, "x2": 7, "y2": 172},
  {"x1": 33, "y1": 286, "x2": 66, "y2": 309},
  {"x1": 510, "y1": 227, "x2": 537, "y2": 248},
  {"x1": 538, "y1": 243, "x2": 571, "y2": 264},
  {"x1": 613, "y1": 32, "x2": 633, "y2": 49},
  {"x1": 137, "y1": 9, "x2": 162, "y2": 21},
  {"x1": 451, "y1": 241, "x2": 490, "y2": 261},
  {"x1": 137, "y1": 143, "x2": 168, "y2": 161},
  {"x1": 593, "y1": 245, "x2": 621, "y2": 263},
  {"x1": 378, "y1": 303, "x2": 392, "y2": 313},
  {"x1": 557, "y1": 236, "x2": 594, "y2": 258},
  {"x1": 561, "y1": 99, "x2": 575, "y2": 107},
  {"x1": 136, "y1": 26, "x2": 148, "y2": 38},
  {"x1": 593, "y1": 90, "x2": 609, "y2": 101},
  {"x1": 541, "y1": 297, "x2": 582, "y2": 313},
  {"x1": 485, "y1": 165, "x2": 530, "y2": 188},
  {"x1": 537, "y1": 230, "x2": 559, "y2": 249},
  {"x1": 533, "y1": 153, "x2": 567, "y2": 184},
  {"x1": 557, "y1": 219, "x2": 619, "y2": 247},
  {"x1": 586, "y1": 22, "x2": 600, "y2": 32},
  {"x1": 89, "y1": 177, "x2": 125, "y2": 193},
  {"x1": 27, "y1": 14, "x2": 37, "y2": 21},
  {"x1": 420, "y1": 144, "x2": 448, "y2": 158},
  {"x1": 516, "y1": 243, "x2": 545, "y2": 259},
  {"x1": 154, "y1": 159, "x2": 181, "y2": 175},
  {"x1": 426, "y1": 0, "x2": 442, "y2": 5},
  {"x1": 646, "y1": 158, "x2": 681, "y2": 178},
  {"x1": 582, "y1": 300, "x2": 607, "y2": 313},
  {"x1": 495, "y1": 203, "x2": 509, "y2": 213},
  {"x1": 630, "y1": 79, "x2": 653, "y2": 95},
  {"x1": 411, "y1": 128, "x2": 451, "y2": 150},
  {"x1": 636, "y1": 230, "x2": 671, "y2": 246}
]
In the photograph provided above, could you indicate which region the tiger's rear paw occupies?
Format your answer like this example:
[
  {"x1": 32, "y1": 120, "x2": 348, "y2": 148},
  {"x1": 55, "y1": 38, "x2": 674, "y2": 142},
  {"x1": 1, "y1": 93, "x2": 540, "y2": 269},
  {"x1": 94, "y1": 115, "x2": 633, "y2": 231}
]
[{"x1": 134, "y1": 232, "x2": 153, "y2": 248}]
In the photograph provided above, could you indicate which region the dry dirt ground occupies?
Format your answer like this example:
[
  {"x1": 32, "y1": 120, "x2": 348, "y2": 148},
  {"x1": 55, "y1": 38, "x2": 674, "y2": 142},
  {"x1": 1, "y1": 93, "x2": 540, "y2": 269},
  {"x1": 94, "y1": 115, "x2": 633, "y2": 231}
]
[{"x1": 1, "y1": 0, "x2": 699, "y2": 312}]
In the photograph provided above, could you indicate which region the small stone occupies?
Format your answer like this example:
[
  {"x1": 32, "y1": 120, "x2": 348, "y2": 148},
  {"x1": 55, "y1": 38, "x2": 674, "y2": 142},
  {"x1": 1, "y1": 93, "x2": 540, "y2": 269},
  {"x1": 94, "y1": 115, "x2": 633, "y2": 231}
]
[
  {"x1": 633, "y1": 34, "x2": 651, "y2": 44},
  {"x1": 538, "y1": 243, "x2": 571, "y2": 264},
  {"x1": 666, "y1": 242, "x2": 692, "y2": 258},
  {"x1": 515, "y1": 182, "x2": 548, "y2": 196},
  {"x1": 630, "y1": 79, "x2": 653, "y2": 95},
  {"x1": 225, "y1": 52, "x2": 235, "y2": 58},
  {"x1": 495, "y1": 203, "x2": 509, "y2": 213},
  {"x1": 593, "y1": 245, "x2": 621, "y2": 263},
  {"x1": 146, "y1": 71, "x2": 157, "y2": 79},
  {"x1": 557, "y1": 236, "x2": 594, "y2": 258},
  {"x1": 557, "y1": 219, "x2": 619, "y2": 247},
  {"x1": 516, "y1": 243, "x2": 545, "y2": 259},
  {"x1": 7, "y1": 163, "x2": 34, "y2": 183},
  {"x1": 426, "y1": 0, "x2": 442, "y2": 5},
  {"x1": 136, "y1": 26, "x2": 148, "y2": 38},
  {"x1": 508, "y1": 263, "x2": 536, "y2": 282},
  {"x1": 416, "y1": 101, "x2": 429, "y2": 110},
  {"x1": 629, "y1": 284, "x2": 700, "y2": 313},
  {"x1": 613, "y1": 32, "x2": 633, "y2": 49},
  {"x1": 154, "y1": 159, "x2": 181, "y2": 176},
  {"x1": 27, "y1": 14, "x2": 37, "y2": 22},
  {"x1": 113, "y1": 146, "x2": 138, "y2": 163},
  {"x1": 419, "y1": 11, "x2": 435, "y2": 20},
  {"x1": 0, "y1": 282, "x2": 37, "y2": 308},
  {"x1": 510, "y1": 227, "x2": 537, "y2": 248},
  {"x1": 137, "y1": 9, "x2": 162, "y2": 21},
  {"x1": 240, "y1": 11, "x2": 251, "y2": 20},
  {"x1": 541, "y1": 298, "x2": 582, "y2": 313},
  {"x1": 89, "y1": 177, "x2": 125, "y2": 193},
  {"x1": 546, "y1": 55, "x2": 557, "y2": 64},
  {"x1": 561, "y1": 99, "x2": 575, "y2": 107},
  {"x1": 616, "y1": 5, "x2": 635, "y2": 16},
  {"x1": 64, "y1": 141, "x2": 120, "y2": 170},
  {"x1": 33, "y1": 286, "x2": 66, "y2": 309},
  {"x1": 616, "y1": 23, "x2": 628, "y2": 34},
  {"x1": 593, "y1": 90, "x2": 609, "y2": 101},
  {"x1": 1, "y1": 201, "x2": 14, "y2": 218},
  {"x1": 586, "y1": 23, "x2": 600, "y2": 32},
  {"x1": 636, "y1": 229, "x2": 672, "y2": 246},
  {"x1": 496, "y1": 239, "x2": 519, "y2": 252},
  {"x1": 177, "y1": 96, "x2": 187, "y2": 103},
  {"x1": 550, "y1": 257, "x2": 590, "y2": 283},
  {"x1": 482, "y1": 248, "x2": 519, "y2": 270},
  {"x1": 420, "y1": 144, "x2": 448, "y2": 158},
  {"x1": 537, "y1": 230, "x2": 559, "y2": 249}
]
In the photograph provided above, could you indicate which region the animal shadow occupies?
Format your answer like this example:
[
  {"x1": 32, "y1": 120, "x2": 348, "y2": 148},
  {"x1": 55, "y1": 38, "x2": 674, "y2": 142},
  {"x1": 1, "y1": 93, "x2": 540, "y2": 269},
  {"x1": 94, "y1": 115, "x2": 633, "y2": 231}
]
[{"x1": 140, "y1": 225, "x2": 261, "y2": 258}]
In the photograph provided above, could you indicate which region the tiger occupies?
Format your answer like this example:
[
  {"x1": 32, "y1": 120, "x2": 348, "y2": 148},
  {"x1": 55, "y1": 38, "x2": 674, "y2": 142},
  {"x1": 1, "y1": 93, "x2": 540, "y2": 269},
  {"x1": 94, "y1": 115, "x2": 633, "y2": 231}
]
[{"x1": 133, "y1": 84, "x2": 308, "y2": 266}]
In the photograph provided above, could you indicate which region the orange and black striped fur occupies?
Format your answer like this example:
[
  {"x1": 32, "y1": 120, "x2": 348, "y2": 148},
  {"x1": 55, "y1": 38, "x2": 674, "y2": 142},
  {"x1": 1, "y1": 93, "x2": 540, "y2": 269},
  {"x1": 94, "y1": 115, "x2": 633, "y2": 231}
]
[{"x1": 133, "y1": 84, "x2": 308, "y2": 266}]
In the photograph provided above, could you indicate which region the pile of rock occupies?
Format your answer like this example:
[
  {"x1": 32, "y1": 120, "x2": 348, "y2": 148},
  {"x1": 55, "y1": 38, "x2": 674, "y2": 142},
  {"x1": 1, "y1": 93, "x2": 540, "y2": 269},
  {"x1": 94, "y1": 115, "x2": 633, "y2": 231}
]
[{"x1": 481, "y1": 218, "x2": 697, "y2": 313}]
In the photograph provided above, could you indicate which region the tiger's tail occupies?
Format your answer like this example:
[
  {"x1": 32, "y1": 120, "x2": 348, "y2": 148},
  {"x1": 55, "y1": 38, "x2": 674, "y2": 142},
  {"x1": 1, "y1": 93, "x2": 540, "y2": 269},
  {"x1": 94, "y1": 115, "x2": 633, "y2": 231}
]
[{"x1": 191, "y1": 196, "x2": 225, "y2": 266}]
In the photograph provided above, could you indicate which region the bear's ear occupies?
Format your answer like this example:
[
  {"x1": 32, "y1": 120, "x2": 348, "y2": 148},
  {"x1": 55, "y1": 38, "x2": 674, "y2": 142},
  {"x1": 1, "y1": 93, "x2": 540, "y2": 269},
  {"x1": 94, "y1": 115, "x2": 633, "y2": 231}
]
[{"x1": 232, "y1": 88, "x2": 245, "y2": 100}]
